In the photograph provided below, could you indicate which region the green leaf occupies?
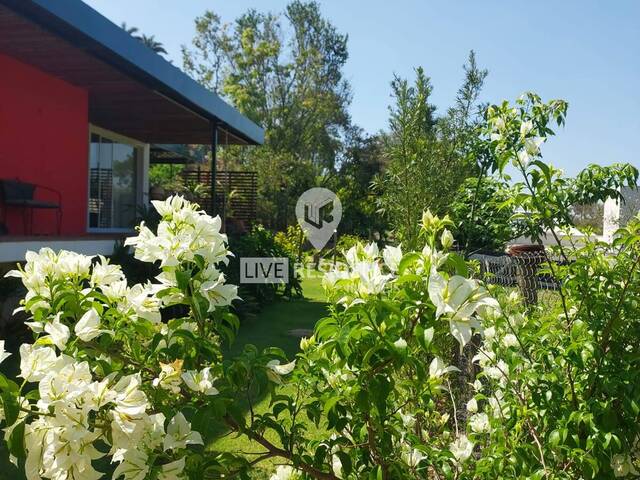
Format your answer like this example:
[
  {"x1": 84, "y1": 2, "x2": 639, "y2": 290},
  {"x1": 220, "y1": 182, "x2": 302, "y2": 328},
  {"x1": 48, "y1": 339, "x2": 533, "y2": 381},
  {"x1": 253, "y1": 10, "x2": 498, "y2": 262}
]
[
  {"x1": 398, "y1": 253, "x2": 421, "y2": 274},
  {"x1": 175, "y1": 269, "x2": 192, "y2": 292},
  {"x1": 334, "y1": 451, "x2": 352, "y2": 476},
  {"x1": 323, "y1": 396, "x2": 340, "y2": 415},
  {"x1": 7, "y1": 421, "x2": 25, "y2": 459},
  {"x1": 1, "y1": 391, "x2": 20, "y2": 427}
]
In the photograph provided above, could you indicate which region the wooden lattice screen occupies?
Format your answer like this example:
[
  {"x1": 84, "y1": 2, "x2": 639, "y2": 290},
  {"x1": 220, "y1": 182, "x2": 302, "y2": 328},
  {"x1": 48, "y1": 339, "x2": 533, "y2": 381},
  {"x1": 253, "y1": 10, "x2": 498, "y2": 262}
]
[{"x1": 180, "y1": 170, "x2": 257, "y2": 223}]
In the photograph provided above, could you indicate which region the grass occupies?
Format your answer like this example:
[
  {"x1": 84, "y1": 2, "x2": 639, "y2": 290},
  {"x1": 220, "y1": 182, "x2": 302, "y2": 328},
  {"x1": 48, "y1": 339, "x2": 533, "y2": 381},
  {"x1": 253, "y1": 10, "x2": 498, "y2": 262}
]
[
  {"x1": 0, "y1": 273, "x2": 329, "y2": 480},
  {"x1": 227, "y1": 274, "x2": 327, "y2": 358},
  {"x1": 212, "y1": 273, "x2": 329, "y2": 479}
]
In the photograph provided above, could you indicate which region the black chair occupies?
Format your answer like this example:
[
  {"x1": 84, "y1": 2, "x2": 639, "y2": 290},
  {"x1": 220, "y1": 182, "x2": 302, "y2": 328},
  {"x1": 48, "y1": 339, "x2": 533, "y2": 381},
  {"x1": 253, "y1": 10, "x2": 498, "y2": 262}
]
[{"x1": 0, "y1": 179, "x2": 62, "y2": 235}]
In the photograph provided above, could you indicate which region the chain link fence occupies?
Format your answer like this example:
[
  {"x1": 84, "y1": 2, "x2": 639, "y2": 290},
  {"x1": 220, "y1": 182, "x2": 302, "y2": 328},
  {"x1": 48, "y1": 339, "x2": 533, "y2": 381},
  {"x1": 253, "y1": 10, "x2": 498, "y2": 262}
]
[{"x1": 470, "y1": 249, "x2": 560, "y2": 308}]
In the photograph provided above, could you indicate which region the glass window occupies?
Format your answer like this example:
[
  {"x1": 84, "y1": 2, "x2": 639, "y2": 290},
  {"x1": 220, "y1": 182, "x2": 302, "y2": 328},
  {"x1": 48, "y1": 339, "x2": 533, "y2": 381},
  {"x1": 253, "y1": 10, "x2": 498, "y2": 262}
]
[{"x1": 88, "y1": 131, "x2": 139, "y2": 230}]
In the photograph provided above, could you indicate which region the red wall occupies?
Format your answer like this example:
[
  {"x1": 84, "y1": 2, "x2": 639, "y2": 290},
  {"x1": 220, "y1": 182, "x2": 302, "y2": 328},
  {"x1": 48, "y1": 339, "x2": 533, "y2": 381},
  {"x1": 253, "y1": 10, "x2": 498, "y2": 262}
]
[{"x1": 0, "y1": 53, "x2": 88, "y2": 235}]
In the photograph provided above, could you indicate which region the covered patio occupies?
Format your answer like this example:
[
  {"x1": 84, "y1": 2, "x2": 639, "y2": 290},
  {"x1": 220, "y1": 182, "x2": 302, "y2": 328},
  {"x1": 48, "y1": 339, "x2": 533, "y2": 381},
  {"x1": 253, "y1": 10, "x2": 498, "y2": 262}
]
[{"x1": 0, "y1": 0, "x2": 263, "y2": 262}]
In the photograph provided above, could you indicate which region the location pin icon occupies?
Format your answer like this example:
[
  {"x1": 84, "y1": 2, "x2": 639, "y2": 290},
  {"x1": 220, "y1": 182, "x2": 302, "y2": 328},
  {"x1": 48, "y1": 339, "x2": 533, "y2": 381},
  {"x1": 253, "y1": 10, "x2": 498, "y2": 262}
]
[{"x1": 295, "y1": 188, "x2": 342, "y2": 250}]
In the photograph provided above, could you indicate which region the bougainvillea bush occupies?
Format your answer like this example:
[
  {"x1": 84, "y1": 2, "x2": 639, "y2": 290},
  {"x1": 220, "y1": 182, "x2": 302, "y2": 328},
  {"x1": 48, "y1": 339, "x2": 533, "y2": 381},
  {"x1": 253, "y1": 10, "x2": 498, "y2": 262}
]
[{"x1": 1, "y1": 93, "x2": 640, "y2": 480}]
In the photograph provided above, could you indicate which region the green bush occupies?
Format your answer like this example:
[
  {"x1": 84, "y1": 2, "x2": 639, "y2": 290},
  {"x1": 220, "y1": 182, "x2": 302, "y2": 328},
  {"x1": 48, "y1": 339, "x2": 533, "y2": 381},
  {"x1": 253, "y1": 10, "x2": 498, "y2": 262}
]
[
  {"x1": 449, "y1": 176, "x2": 522, "y2": 254},
  {"x1": 226, "y1": 225, "x2": 302, "y2": 319}
]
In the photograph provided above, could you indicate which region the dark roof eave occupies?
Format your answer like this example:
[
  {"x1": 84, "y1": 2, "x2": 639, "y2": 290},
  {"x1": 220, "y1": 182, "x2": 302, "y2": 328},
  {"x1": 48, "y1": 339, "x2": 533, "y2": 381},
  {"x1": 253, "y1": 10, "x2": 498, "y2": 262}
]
[{"x1": 3, "y1": 0, "x2": 264, "y2": 145}]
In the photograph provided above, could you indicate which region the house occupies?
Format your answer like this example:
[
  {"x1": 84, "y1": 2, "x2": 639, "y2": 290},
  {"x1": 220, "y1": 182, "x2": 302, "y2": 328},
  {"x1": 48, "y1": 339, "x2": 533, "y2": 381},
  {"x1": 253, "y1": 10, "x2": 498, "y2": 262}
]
[
  {"x1": 603, "y1": 186, "x2": 640, "y2": 241},
  {"x1": 0, "y1": 0, "x2": 264, "y2": 263}
]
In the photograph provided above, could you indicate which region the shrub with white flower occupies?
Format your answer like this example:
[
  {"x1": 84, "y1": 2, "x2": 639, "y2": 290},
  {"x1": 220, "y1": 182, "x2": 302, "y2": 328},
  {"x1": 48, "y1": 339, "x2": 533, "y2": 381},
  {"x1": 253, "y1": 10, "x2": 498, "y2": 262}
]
[
  {"x1": 0, "y1": 196, "x2": 242, "y2": 479},
  {"x1": 2, "y1": 93, "x2": 640, "y2": 480}
]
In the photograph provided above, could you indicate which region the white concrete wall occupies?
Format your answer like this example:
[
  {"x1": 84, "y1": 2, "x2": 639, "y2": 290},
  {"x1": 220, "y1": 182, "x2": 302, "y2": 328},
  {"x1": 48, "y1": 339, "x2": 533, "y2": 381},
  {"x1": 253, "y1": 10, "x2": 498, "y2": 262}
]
[
  {"x1": 0, "y1": 238, "x2": 118, "y2": 263},
  {"x1": 603, "y1": 186, "x2": 640, "y2": 240}
]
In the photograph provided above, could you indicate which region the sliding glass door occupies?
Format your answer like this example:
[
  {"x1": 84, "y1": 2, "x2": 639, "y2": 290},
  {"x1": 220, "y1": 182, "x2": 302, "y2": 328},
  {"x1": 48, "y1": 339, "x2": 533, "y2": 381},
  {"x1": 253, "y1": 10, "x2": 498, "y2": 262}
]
[{"x1": 88, "y1": 129, "x2": 141, "y2": 230}]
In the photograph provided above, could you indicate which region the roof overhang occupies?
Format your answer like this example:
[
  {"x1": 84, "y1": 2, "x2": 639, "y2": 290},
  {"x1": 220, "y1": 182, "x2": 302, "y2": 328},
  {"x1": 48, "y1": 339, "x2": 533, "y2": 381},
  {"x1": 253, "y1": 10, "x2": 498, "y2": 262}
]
[{"x1": 0, "y1": 0, "x2": 264, "y2": 145}]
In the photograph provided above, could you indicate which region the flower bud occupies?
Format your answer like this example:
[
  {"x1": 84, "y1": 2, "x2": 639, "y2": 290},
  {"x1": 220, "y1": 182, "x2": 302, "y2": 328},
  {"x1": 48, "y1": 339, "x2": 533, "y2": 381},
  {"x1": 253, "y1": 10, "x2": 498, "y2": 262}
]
[
  {"x1": 421, "y1": 210, "x2": 436, "y2": 230},
  {"x1": 300, "y1": 336, "x2": 316, "y2": 351},
  {"x1": 441, "y1": 229, "x2": 454, "y2": 250},
  {"x1": 394, "y1": 338, "x2": 407, "y2": 351}
]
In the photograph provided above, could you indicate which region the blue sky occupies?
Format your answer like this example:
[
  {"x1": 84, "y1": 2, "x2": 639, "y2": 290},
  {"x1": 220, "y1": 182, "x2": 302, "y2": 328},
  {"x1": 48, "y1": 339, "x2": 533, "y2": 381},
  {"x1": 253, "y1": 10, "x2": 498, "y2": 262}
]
[{"x1": 84, "y1": 0, "x2": 639, "y2": 176}]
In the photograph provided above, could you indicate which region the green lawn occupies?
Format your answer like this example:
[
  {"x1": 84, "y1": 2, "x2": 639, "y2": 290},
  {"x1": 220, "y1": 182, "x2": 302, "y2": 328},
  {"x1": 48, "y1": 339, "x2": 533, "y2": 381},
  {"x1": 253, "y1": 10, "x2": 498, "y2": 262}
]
[
  {"x1": 212, "y1": 274, "x2": 328, "y2": 479},
  {"x1": 227, "y1": 274, "x2": 327, "y2": 358},
  {"x1": 0, "y1": 274, "x2": 329, "y2": 480}
]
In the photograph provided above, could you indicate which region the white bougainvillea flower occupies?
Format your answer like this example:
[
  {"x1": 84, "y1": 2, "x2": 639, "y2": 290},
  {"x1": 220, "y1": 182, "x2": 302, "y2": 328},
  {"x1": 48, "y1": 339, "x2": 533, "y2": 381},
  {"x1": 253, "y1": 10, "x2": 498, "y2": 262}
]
[
  {"x1": 402, "y1": 447, "x2": 426, "y2": 468},
  {"x1": 90, "y1": 255, "x2": 124, "y2": 287},
  {"x1": 363, "y1": 242, "x2": 379, "y2": 260},
  {"x1": 112, "y1": 374, "x2": 149, "y2": 418},
  {"x1": 75, "y1": 308, "x2": 112, "y2": 342},
  {"x1": 268, "y1": 359, "x2": 296, "y2": 375},
  {"x1": 502, "y1": 333, "x2": 519, "y2": 348},
  {"x1": 466, "y1": 398, "x2": 478, "y2": 413},
  {"x1": 19, "y1": 344, "x2": 57, "y2": 382},
  {"x1": 441, "y1": 229, "x2": 454, "y2": 250},
  {"x1": 58, "y1": 250, "x2": 93, "y2": 277},
  {"x1": 151, "y1": 194, "x2": 191, "y2": 217},
  {"x1": 524, "y1": 136, "x2": 545, "y2": 155},
  {"x1": 127, "y1": 283, "x2": 162, "y2": 323},
  {"x1": 270, "y1": 465, "x2": 302, "y2": 480},
  {"x1": 112, "y1": 448, "x2": 150, "y2": 480},
  {"x1": 491, "y1": 116, "x2": 506, "y2": 131},
  {"x1": 0, "y1": 340, "x2": 11, "y2": 365},
  {"x1": 429, "y1": 356, "x2": 459, "y2": 379},
  {"x1": 266, "y1": 359, "x2": 296, "y2": 385},
  {"x1": 483, "y1": 326, "x2": 496, "y2": 341},
  {"x1": 199, "y1": 268, "x2": 238, "y2": 312},
  {"x1": 449, "y1": 435, "x2": 474, "y2": 465},
  {"x1": 520, "y1": 120, "x2": 534, "y2": 136},
  {"x1": 429, "y1": 270, "x2": 499, "y2": 348},
  {"x1": 354, "y1": 261, "x2": 391, "y2": 296},
  {"x1": 163, "y1": 412, "x2": 203, "y2": 451},
  {"x1": 469, "y1": 413, "x2": 490, "y2": 433},
  {"x1": 38, "y1": 357, "x2": 92, "y2": 407},
  {"x1": 322, "y1": 268, "x2": 351, "y2": 293},
  {"x1": 611, "y1": 453, "x2": 639, "y2": 478},
  {"x1": 126, "y1": 195, "x2": 230, "y2": 271},
  {"x1": 484, "y1": 359, "x2": 510, "y2": 388},
  {"x1": 181, "y1": 367, "x2": 219, "y2": 396},
  {"x1": 44, "y1": 314, "x2": 70, "y2": 350},
  {"x1": 394, "y1": 338, "x2": 407, "y2": 350},
  {"x1": 101, "y1": 278, "x2": 129, "y2": 304},
  {"x1": 517, "y1": 149, "x2": 531, "y2": 167},
  {"x1": 488, "y1": 389, "x2": 509, "y2": 418},
  {"x1": 153, "y1": 360, "x2": 183, "y2": 394},
  {"x1": 382, "y1": 245, "x2": 402, "y2": 272},
  {"x1": 399, "y1": 411, "x2": 416, "y2": 429}
]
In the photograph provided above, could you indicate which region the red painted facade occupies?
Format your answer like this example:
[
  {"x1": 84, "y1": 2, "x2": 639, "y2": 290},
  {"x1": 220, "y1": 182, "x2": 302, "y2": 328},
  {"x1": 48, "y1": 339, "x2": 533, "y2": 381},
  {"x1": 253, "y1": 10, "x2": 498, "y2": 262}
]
[{"x1": 0, "y1": 53, "x2": 88, "y2": 235}]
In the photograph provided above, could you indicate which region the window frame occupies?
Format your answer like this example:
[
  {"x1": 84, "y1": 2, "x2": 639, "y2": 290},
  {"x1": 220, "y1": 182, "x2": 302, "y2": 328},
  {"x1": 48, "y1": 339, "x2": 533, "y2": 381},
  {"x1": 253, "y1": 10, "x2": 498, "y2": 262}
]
[{"x1": 87, "y1": 125, "x2": 148, "y2": 233}]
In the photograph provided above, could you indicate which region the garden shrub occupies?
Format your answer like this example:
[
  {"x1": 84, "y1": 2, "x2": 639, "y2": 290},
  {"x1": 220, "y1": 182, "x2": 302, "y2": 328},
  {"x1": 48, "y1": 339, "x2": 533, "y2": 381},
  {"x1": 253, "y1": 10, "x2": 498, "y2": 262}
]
[
  {"x1": 226, "y1": 224, "x2": 303, "y2": 317},
  {"x1": 1, "y1": 93, "x2": 640, "y2": 480},
  {"x1": 274, "y1": 224, "x2": 306, "y2": 261},
  {"x1": 449, "y1": 176, "x2": 523, "y2": 254}
]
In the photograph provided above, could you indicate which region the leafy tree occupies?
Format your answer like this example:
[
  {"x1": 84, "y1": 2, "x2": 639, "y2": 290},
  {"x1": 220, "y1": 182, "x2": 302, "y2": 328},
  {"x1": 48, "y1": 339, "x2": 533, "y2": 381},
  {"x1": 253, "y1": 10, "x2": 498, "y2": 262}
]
[
  {"x1": 450, "y1": 176, "x2": 522, "y2": 254},
  {"x1": 329, "y1": 128, "x2": 386, "y2": 240},
  {"x1": 375, "y1": 52, "x2": 487, "y2": 250},
  {"x1": 120, "y1": 22, "x2": 168, "y2": 55},
  {"x1": 183, "y1": 2, "x2": 353, "y2": 226}
]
